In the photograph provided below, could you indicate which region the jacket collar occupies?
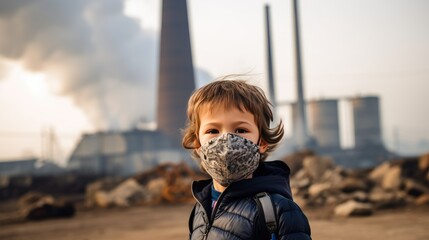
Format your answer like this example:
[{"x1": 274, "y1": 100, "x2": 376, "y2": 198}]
[{"x1": 191, "y1": 160, "x2": 292, "y2": 205}]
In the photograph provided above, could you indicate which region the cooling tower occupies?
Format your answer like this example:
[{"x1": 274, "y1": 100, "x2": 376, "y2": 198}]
[
  {"x1": 351, "y1": 96, "x2": 382, "y2": 148},
  {"x1": 157, "y1": 0, "x2": 196, "y2": 148},
  {"x1": 308, "y1": 99, "x2": 340, "y2": 149},
  {"x1": 291, "y1": 102, "x2": 310, "y2": 146}
]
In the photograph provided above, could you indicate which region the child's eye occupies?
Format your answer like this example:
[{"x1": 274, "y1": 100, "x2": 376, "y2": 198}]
[
  {"x1": 235, "y1": 128, "x2": 248, "y2": 134},
  {"x1": 206, "y1": 129, "x2": 219, "y2": 134}
]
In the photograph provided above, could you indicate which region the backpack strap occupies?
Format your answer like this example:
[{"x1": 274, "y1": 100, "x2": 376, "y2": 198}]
[{"x1": 254, "y1": 192, "x2": 278, "y2": 240}]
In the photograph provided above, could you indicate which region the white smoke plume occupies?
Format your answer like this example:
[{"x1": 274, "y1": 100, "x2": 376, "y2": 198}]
[{"x1": 0, "y1": 0, "x2": 158, "y2": 130}]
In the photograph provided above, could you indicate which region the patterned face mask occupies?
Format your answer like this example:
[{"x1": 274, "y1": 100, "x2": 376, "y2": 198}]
[{"x1": 198, "y1": 133, "x2": 261, "y2": 187}]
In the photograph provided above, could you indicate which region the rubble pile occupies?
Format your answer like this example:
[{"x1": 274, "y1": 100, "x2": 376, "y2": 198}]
[
  {"x1": 7, "y1": 152, "x2": 429, "y2": 220},
  {"x1": 18, "y1": 191, "x2": 75, "y2": 220},
  {"x1": 287, "y1": 152, "x2": 429, "y2": 217},
  {"x1": 86, "y1": 162, "x2": 203, "y2": 208}
]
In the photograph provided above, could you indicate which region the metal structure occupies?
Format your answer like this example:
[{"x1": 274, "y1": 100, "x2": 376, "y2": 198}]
[
  {"x1": 351, "y1": 96, "x2": 382, "y2": 148},
  {"x1": 157, "y1": 0, "x2": 196, "y2": 148},
  {"x1": 308, "y1": 99, "x2": 341, "y2": 149}
]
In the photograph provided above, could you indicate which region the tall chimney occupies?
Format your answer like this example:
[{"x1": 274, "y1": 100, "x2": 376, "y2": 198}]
[
  {"x1": 292, "y1": 0, "x2": 309, "y2": 148},
  {"x1": 265, "y1": 4, "x2": 277, "y2": 115},
  {"x1": 157, "y1": 0, "x2": 196, "y2": 148}
]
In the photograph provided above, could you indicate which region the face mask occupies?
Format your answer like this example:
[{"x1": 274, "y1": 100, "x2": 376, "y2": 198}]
[{"x1": 198, "y1": 133, "x2": 261, "y2": 187}]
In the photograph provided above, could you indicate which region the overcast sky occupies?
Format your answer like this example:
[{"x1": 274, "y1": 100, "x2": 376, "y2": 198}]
[{"x1": 0, "y1": 0, "x2": 428, "y2": 163}]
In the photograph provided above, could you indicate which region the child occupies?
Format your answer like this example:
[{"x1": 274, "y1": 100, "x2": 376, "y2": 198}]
[{"x1": 182, "y1": 77, "x2": 311, "y2": 240}]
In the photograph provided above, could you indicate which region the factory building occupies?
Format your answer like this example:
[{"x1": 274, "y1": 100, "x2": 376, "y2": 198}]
[
  {"x1": 0, "y1": 158, "x2": 37, "y2": 176},
  {"x1": 308, "y1": 99, "x2": 341, "y2": 149},
  {"x1": 67, "y1": 129, "x2": 186, "y2": 176}
]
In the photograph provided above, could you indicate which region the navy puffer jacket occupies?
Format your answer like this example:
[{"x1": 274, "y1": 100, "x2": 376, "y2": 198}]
[{"x1": 189, "y1": 161, "x2": 311, "y2": 240}]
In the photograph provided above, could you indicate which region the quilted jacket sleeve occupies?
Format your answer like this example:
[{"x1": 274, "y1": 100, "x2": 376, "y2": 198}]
[{"x1": 272, "y1": 194, "x2": 311, "y2": 240}]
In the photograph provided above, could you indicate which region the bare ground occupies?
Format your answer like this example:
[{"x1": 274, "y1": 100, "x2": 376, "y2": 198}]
[{"x1": 0, "y1": 203, "x2": 428, "y2": 240}]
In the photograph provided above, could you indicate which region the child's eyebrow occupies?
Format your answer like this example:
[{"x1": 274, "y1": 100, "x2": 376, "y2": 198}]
[
  {"x1": 200, "y1": 121, "x2": 252, "y2": 127},
  {"x1": 233, "y1": 121, "x2": 252, "y2": 125}
]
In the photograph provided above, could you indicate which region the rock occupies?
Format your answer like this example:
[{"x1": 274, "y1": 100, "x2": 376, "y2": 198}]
[
  {"x1": 293, "y1": 178, "x2": 311, "y2": 189},
  {"x1": 291, "y1": 169, "x2": 312, "y2": 190},
  {"x1": 18, "y1": 191, "x2": 55, "y2": 210},
  {"x1": 338, "y1": 177, "x2": 369, "y2": 193},
  {"x1": 325, "y1": 195, "x2": 340, "y2": 205},
  {"x1": 369, "y1": 188, "x2": 406, "y2": 209},
  {"x1": 162, "y1": 176, "x2": 194, "y2": 203},
  {"x1": 93, "y1": 191, "x2": 111, "y2": 208},
  {"x1": 108, "y1": 179, "x2": 147, "y2": 207},
  {"x1": 394, "y1": 157, "x2": 419, "y2": 179},
  {"x1": 303, "y1": 156, "x2": 335, "y2": 182},
  {"x1": 334, "y1": 200, "x2": 373, "y2": 217},
  {"x1": 91, "y1": 179, "x2": 148, "y2": 207},
  {"x1": 85, "y1": 177, "x2": 124, "y2": 208},
  {"x1": 18, "y1": 191, "x2": 75, "y2": 220},
  {"x1": 369, "y1": 162, "x2": 391, "y2": 183},
  {"x1": 320, "y1": 168, "x2": 344, "y2": 185},
  {"x1": 382, "y1": 166, "x2": 402, "y2": 190},
  {"x1": 145, "y1": 177, "x2": 168, "y2": 204},
  {"x1": 351, "y1": 191, "x2": 369, "y2": 202},
  {"x1": 419, "y1": 153, "x2": 429, "y2": 172},
  {"x1": 403, "y1": 179, "x2": 429, "y2": 197},
  {"x1": 415, "y1": 194, "x2": 429, "y2": 205},
  {"x1": 308, "y1": 182, "x2": 332, "y2": 197}
]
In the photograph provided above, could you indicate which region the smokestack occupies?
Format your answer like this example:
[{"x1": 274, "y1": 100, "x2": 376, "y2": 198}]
[
  {"x1": 291, "y1": 0, "x2": 309, "y2": 148},
  {"x1": 265, "y1": 4, "x2": 277, "y2": 114},
  {"x1": 157, "y1": 0, "x2": 196, "y2": 148}
]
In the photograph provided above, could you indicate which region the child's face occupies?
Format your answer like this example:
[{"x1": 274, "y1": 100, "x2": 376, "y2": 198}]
[{"x1": 198, "y1": 105, "x2": 267, "y2": 153}]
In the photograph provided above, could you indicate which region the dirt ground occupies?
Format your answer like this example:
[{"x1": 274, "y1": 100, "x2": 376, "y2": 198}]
[{"x1": 0, "y1": 203, "x2": 428, "y2": 240}]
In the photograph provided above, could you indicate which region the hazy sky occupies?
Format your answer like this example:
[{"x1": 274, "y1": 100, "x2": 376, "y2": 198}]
[{"x1": 0, "y1": 0, "x2": 428, "y2": 163}]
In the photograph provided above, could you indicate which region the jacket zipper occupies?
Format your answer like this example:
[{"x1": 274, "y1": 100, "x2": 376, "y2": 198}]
[
  {"x1": 192, "y1": 184, "x2": 230, "y2": 240},
  {"x1": 205, "y1": 186, "x2": 231, "y2": 239}
]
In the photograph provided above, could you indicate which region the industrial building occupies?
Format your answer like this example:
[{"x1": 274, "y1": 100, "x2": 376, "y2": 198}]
[
  {"x1": 0, "y1": 158, "x2": 37, "y2": 176},
  {"x1": 67, "y1": 129, "x2": 187, "y2": 176}
]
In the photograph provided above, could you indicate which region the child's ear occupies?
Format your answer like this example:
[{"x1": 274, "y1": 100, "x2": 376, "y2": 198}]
[{"x1": 259, "y1": 140, "x2": 268, "y2": 153}]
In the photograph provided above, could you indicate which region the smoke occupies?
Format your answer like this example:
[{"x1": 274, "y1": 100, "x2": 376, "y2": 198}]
[{"x1": 0, "y1": 0, "x2": 158, "y2": 130}]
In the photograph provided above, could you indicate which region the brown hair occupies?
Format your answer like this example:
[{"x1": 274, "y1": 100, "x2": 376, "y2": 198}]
[{"x1": 182, "y1": 75, "x2": 284, "y2": 161}]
